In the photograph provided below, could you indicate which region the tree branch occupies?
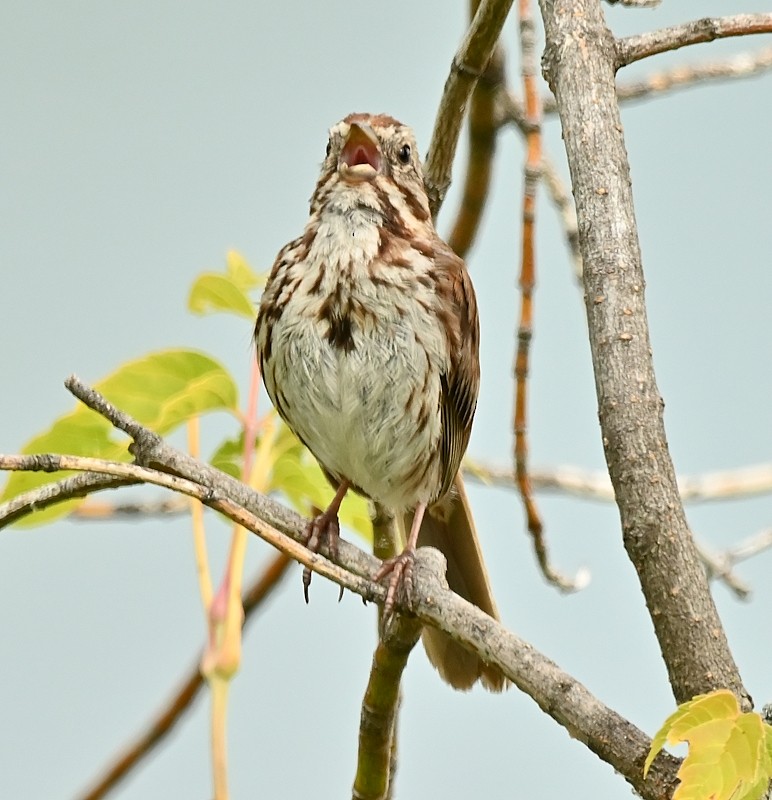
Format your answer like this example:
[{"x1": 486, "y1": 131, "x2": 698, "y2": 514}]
[
  {"x1": 697, "y1": 528, "x2": 772, "y2": 601},
  {"x1": 465, "y1": 460, "x2": 772, "y2": 504},
  {"x1": 423, "y1": 0, "x2": 515, "y2": 216},
  {"x1": 352, "y1": 611, "x2": 422, "y2": 800},
  {"x1": 412, "y1": 549, "x2": 679, "y2": 800},
  {"x1": 496, "y1": 89, "x2": 583, "y2": 279},
  {"x1": 1, "y1": 378, "x2": 681, "y2": 795},
  {"x1": 538, "y1": 0, "x2": 749, "y2": 707},
  {"x1": 0, "y1": 448, "x2": 378, "y2": 602},
  {"x1": 614, "y1": 46, "x2": 772, "y2": 105},
  {"x1": 616, "y1": 14, "x2": 772, "y2": 68},
  {"x1": 77, "y1": 552, "x2": 292, "y2": 800},
  {"x1": 0, "y1": 471, "x2": 135, "y2": 527},
  {"x1": 512, "y1": 0, "x2": 583, "y2": 593},
  {"x1": 446, "y1": 27, "x2": 505, "y2": 255}
]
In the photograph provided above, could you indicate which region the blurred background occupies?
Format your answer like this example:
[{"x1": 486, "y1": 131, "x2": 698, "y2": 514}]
[{"x1": 1, "y1": 2, "x2": 770, "y2": 797}]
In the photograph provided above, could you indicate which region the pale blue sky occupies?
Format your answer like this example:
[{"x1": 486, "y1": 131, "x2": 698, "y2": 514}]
[{"x1": 1, "y1": 2, "x2": 771, "y2": 798}]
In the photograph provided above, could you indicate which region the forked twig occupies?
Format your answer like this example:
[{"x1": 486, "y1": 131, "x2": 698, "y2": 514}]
[{"x1": 78, "y1": 552, "x2": 292, "y2": 800}]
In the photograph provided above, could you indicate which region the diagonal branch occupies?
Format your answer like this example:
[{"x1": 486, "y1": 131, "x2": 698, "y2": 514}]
[
  {"x1": 1, "y1": 378, "x2": 681, "y2": 796},
  {"x1": 412, "y1": 549, "x2": 679, "y2": 800},
  {"x1": 447, "y1": 28, "x2": 505, "y2": 255},
  {"x1": 539, "y1": 0, "x2": 749, "y2": 708},
  {"x1": 0, "y1": 449, "x2": 378, "y2": 602},
  {"x1": 423, "y1": 0, "x2": 515, "y2": 216},
  {"x1": 616, "y1": 14, "x2": 772, "y2": 68}
]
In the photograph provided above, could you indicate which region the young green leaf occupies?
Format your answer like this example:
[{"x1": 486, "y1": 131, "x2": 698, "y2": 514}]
[
  {"x1": 208, "y1": 420, "x2": 372, "y2": 541},
  {"x1": 188, "y1": 274, "x2": 255, "y2": 319},
  {"x1": 188, "y1": 251, "x2": 263, "y2": 319},
  {"x1": 1, "y1": 349, "x2": 238, "y2": 526},
  {"x1": 224, "y1": 250, "x2": 262, "y2": 290},
  {"x1": 645, "y1": 690, "x2": 772, "y2": 800}
]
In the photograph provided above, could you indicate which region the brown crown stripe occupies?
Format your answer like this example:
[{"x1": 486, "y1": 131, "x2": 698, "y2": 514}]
[{"x1": 343, "y1": 112, "x2": 404, "y2": 129}]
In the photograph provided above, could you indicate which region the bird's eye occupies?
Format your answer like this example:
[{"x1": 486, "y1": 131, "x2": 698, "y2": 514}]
[
  {"x1": 398, "y1": 144, "x2": 411, "y2": 164},
  {"x1": 325, "y1": 139, "x2": 332, "y2": 158}
]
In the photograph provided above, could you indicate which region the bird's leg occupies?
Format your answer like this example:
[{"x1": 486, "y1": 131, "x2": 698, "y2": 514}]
[
  {"x1": 375, "y1": 502, "x2": 427, "y2": 618},
  {"x1": 303, "y1": 479, "x2": 350, "y2": 602}
]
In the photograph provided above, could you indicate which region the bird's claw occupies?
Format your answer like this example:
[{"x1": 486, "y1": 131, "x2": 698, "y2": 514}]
[
  {"x1": 375, "y1": 547, "x2": 416, "y2": 619},
  {"x1": 302, "y1": 512, "x2": 341, "y2": 603}
]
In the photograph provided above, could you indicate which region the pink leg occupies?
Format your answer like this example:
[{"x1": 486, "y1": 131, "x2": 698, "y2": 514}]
[
  {"x1": 303, "y1": 480, "x2": 350, "y2": 602},
  {"x1": 375, "y1": 502, "x2": 427, "y2": 617}
]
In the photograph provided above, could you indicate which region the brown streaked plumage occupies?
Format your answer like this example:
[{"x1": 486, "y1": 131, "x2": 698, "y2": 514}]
[{"x1": 255, "y1": 113, "x2": 506, "y2": 691}]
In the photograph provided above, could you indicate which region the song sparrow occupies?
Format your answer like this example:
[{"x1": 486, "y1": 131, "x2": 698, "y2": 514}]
[{"x1": 255, "y1": 113, "x2": 505, "y2": 691}]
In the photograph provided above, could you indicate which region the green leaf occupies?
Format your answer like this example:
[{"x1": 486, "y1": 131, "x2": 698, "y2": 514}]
[
  {"x1": 210, "y1": 434, "x2": 245, "y2": 480},
  {"x1": 270, "y1": 425, "x2": 371, "y2": 540},
  {"x1": 225, "y1": 250, "x2": 262, "y2": 291},
  {"x1": 1, "y1": 348, "x2": 238, "y2": 526},
  {"x1": 188, "y1": 274, "x2": 255, "y2": 319},
  {"x1": 207, "y1": 419, "x2": 372, "y2": 540},
  {"x1": 188, "y1": 251, "x2": 263, "y2": 319},
  {"x1": 94, "y1": 349, "x2": 238, "y2": 434},
  {"x1": 0, "y1": 413, "x2": 125, "y2": 526},
  {"x1": 645, "y1": 690, "x2": 772, "y2": 800}
]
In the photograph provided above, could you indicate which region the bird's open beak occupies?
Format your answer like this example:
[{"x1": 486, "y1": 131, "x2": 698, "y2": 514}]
[{"x1": 338, "y1": 122, "x2": 382, "y2": 182}]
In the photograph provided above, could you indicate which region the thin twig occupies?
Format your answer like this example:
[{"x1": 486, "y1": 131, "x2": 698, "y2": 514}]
[
  {"x1": 0, "y1": 472, "x2": 135, "y2": 527},
  {"x1": 606, "y1": 0, "x2": 660, "y2": 7},
  {"x1": 465, "y1": 460, "x2": 772, "y2": 504},
  {"x1": 727, "y1": 527, "x2": 772, "y2": 562},
  {"x1": 615, "y1": 46, "x2": 772, "y2": 105},
  {"x1": 496, "y1": 89, "x2": 583, "y2": 280},
  {"x1": 533, "y1": 48, "x2": 772, "y2": 114},
  {"x1": 616, "y1": 14, "x2": 772, "y2": 68},
  {"x1": 423, "y1": 0, "x2": 515, "y2": 216},
  {"x1": 0, "y1": 451, "x2": 376, "y2": 600},
  {"x1": 512, "y1": 0, "x2": 578, "y2": 592},
  {"x1": 78, "y1": 552, "x2": 292, "y2": 800},
  {"x1": 695, "y1": 541, "x2": 751, "y2": 601},
  {"x1": 697, "y1": 527, "x2": 772, "y2": 601}
]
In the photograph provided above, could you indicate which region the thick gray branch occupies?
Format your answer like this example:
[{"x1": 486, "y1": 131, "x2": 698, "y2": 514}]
[
  {"x1": 1, "y1": 377, "x2": 680, "y2": 794},
  {"x1": 538, "y1": 0, "x2": 749, "y2": 708},
  {"x1": 413, "y1": 550, "x2": 678, "y2": 800}
]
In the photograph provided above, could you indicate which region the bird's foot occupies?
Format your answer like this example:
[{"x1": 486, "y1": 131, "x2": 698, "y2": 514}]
[
  {"x1": 375, "y1": 546, "x2": 416, "y2": 619},
  {"x1": 302, "y1": 509, "x2": 341, "y2": 602}
]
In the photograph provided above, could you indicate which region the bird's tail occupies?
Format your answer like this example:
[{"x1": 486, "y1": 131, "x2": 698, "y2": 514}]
[{"x1": 403, "y1": 472, "x2": 508, "y2": 692}]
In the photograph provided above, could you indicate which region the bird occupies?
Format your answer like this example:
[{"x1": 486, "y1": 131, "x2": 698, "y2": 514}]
[{"x1": 254, "y1": 112, "x2": 506, "y2": 691}]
